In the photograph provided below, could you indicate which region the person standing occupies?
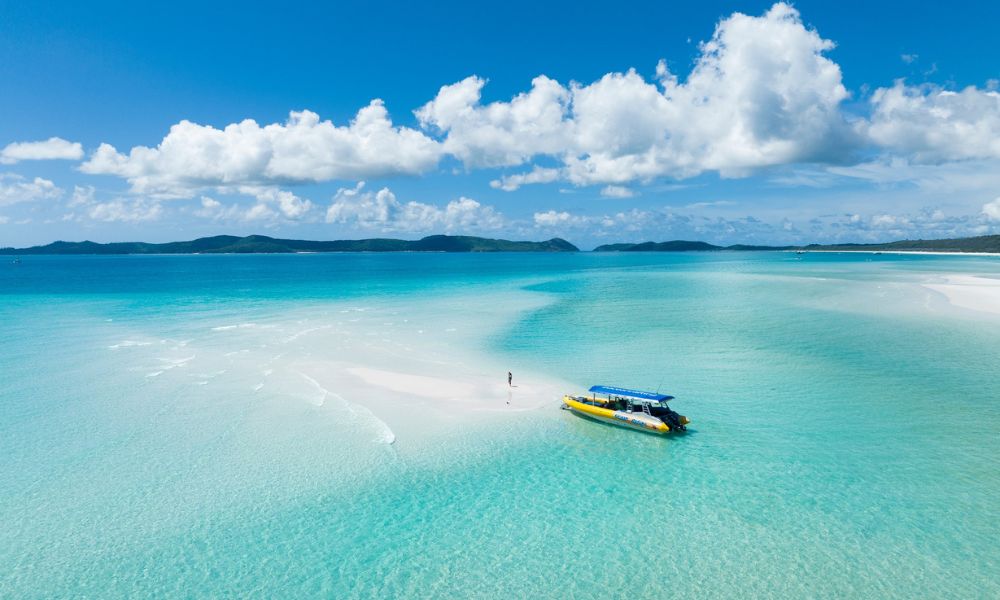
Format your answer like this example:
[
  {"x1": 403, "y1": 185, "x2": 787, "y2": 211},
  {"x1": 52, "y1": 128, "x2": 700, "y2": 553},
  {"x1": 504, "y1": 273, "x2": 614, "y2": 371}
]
[{"x1": 507, "y1": 371, "x2": 512, "y2": 387}]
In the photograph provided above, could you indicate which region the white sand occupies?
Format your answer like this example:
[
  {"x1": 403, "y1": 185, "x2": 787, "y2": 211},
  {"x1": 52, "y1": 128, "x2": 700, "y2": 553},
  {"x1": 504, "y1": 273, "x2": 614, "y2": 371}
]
[
  {"x1": 118, "y1": 289, "x2": 574, "y2": 451},
  {"x1": 924, "y1": 275, "x2": 1000, "y2": 316},
  {"x1": 293, "y1": 358, "x2": 567, "y2": 448}
]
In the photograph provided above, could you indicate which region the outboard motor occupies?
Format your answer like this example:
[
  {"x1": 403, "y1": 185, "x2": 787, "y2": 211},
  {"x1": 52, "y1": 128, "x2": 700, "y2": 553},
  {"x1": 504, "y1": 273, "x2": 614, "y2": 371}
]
[{"x1": 664, "y1": 409, "x2": 686, "y2": 432}]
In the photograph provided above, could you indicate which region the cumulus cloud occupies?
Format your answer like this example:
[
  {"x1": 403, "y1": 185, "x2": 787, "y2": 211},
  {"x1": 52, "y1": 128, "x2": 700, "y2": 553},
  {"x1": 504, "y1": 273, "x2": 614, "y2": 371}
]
[
  {"x1": 417, "y1": 75, "x2": 572, "y2": 168},
  {"x1": 0, "y1": 137, "x2": 84, "y2": 164},
  {"x1": 533, "y1": 206, "x2": 785, "y2": 242},
  {"x1": 533, "y1": 210, "x2": 591, "y2": 228},
  {"x1": 489, "y1": 167, "x2": 561, "y2": 191},
  {"x1": 423, "y1": 2, "x2": 855, "y2": 188},
  {"x1": 532, "y1": 202, "x2": 996, "y2": 245},
  {"x1": 194, "y1": 196, "x2": 268, "y2": 222},
  {"x1": 983, "y1": 198, "x2": 1000, "y2": 222},
  {"x1": 600, "y1": 185, "x2": 635, "y2": 198},
  {"x1": 325, "y1": 182, "x2": 504, "y2": 232},
  {"x1": 239, "y1": 187, "x2": 314, "y2": 219},
  {"x1": 0, "y1": 174, "x2": 63, "y2": 206},
  {"x1": 87, "y1": 199, "x2": 163, "y2": 223},
  {"x1": 190, "y1": 187, "x2": 315, "y2": 223},
  {"x1": 68, "y1": 185, "x2": 96, "y2": 207},
  {"x1": 867, "y1": 82, "x2": 1000, "y2": 163},
  {"x1": 80, "y1": 103, "x2": 442, "y2": 197}
]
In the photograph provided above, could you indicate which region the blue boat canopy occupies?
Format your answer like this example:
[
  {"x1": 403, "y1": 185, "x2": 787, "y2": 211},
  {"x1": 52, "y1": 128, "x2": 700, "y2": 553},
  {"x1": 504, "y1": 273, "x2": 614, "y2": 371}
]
[{"x1": 588, "y1": 385, "x2": 674, "y2": 402}]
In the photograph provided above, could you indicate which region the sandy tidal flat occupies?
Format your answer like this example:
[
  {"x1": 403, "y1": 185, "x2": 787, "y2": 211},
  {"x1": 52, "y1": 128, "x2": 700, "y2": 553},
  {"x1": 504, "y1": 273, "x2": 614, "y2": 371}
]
[{"x1": 924, "y1": 274, "x2": 1000, "y2": 316}]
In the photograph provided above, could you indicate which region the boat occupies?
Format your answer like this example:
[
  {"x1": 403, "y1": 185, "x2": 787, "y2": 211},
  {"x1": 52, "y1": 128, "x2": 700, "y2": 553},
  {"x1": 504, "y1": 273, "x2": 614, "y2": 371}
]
[{"x1": 562, "y1": 385, "x2": 689, "y2": 434}]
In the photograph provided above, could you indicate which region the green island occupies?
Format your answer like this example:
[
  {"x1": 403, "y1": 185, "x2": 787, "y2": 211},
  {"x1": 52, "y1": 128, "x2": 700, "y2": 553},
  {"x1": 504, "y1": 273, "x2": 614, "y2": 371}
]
[
  {"x1": 593, "y1": 234, "x2": 1000, "y2": 253},
  {"x1": 3, "y1": 233, "x2": 999, "y2": 255},
  {"x1": 0, "y1": 234, "x2": 579, "y2": 254}
]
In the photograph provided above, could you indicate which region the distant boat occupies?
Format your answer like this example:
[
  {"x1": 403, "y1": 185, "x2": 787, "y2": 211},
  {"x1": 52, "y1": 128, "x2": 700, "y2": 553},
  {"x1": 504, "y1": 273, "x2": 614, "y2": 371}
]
[
  {"x1": 11, "y1": 257, "x2": 21, "y2": 264},
  {"x1": 562, "y1": 385, "x2": 689, "y2": 434},
  {"x1": 795, "y1": 250, "x2": 806, "y2": 255}
]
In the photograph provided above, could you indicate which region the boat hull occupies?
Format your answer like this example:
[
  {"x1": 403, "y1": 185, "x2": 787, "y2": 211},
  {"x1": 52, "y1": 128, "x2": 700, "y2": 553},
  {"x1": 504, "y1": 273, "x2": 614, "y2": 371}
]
[{"x1": 562, "y1": 396, "x2": 685, "y2": 434}]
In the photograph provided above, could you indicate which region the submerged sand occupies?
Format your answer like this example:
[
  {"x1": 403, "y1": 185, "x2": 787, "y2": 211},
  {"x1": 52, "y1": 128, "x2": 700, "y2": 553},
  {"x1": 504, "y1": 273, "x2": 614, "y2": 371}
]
[{"x1": 131, "y1": 290, "x2": 577, "y2": 452}]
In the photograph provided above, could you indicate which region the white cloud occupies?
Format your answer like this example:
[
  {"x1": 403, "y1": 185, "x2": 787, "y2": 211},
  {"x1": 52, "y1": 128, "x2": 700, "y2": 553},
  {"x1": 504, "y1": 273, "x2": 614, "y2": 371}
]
[
  {"x1": 194, "y1": 196, "x2": 252, "y2": 221},
  {"x1": 80, "y1": 103, "x2": 442, "y2": 197},
  {"x1": 816, "y1": 208, "x2": 993, "y2": 241},
  {"x1": 0, "y1": 137, "x2": 84, "y2": 164},
  {"x1": 417, "y1": 75, "x2": 572, "y2": 168},
  {"x1": 243, "y1": 203, "x2": 277, "y2": 222},
  {"x1": 0, "y1": 174, "x2": 63, "y2": 206},
  {"x1": 35, "y1": 1, "x2": 1000, "y2": 206},
  {"x1": 870, "y1": 213, "x2": 910, "y2": 229},
  {"x1": 239, "y1": 186, "x2": 314, "y2": 219},
  {"x1": 196, "y1": 196, "x2": 222, "y2": 216},
  {"x1": 325, "y1": 182, "x2": 503, "y2": 232},
  {"x1": 983, "y1": 197, "x2": 1000, "y2": 222},
  {"x1": 901, "y1": 54, "x2": 918, "y2": 64},
  {"x1": 490, "y1": 167, "x2": 561, "y2": 191},
  {"x1": 87, "y1": 200, "x2": 162, "y2": 223},
  {"x1": 68, "y1": 185, "x2": 96, "y2": 207},
  {"x1": 685, "y1": 200, "x2": 736, "y2": 209},
  {"x1": 424, "y1": 2, "x2": 854, "y2": 188},
  {"x1": 866, "y1": 82, "x2": 1000, "y2": 163},
  {"x1": 533, "y1": 210, "x2": 591, "y2": 228},
  {"x1": 600, "y1": 185, "x2": 635, "y2": 198},
  {"x1": 192, "y1": 189, "x2": 313, "y2": 223}
]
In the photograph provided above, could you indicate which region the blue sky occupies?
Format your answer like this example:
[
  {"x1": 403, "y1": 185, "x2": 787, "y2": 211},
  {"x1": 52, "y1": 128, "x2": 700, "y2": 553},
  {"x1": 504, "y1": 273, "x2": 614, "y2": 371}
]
[{"x1": 2, "y1": 0, "x2": 999, "y2": 248}]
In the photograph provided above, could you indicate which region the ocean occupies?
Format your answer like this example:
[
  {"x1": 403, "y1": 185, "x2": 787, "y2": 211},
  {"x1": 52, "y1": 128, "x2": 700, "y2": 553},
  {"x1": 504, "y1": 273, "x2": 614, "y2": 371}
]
[{"x1": 1, "y1": 252, "x2": 998, "y2": 598}]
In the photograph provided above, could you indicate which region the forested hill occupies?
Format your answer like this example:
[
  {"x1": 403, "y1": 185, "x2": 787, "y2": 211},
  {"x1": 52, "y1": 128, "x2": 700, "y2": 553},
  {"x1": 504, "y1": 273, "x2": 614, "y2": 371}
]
[
  {"x1": 593, "y1": 235, "x2": 1000, "y2": 253},
  {"x1": 0, "y1": 234, "x2": 580, "y2": 254}
]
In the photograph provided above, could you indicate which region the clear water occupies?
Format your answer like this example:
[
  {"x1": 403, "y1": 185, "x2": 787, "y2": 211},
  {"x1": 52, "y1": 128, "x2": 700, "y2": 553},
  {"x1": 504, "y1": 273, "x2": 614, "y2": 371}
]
[{"x1": 1, "y1": 252, "x2": 998, "y2": 598}]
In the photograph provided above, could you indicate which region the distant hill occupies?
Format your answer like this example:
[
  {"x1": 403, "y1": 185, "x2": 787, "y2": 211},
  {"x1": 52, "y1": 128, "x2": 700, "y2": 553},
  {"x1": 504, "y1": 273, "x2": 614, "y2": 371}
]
[
  {"x1": 593, "y1": 234, "x2": 1000, "y2": 253},
  {"x1": 4, "y1": 233, "x2": 998, "y2": 255},
  {"x1": 803, "y1": 235, "x2": 1000, "y2": 253},
  {"x1": 0, "y1": 234, "x2": 580, "y2": 255},
  {"x1": 594, "y1": 240, "x2": 731, "y2": 251}
]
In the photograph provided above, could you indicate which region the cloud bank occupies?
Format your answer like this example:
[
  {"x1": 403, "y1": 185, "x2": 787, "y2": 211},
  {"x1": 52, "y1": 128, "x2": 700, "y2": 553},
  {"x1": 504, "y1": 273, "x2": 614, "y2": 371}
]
[{"x1": 325, "y1": 183, "x2": 504, "y2": 233}]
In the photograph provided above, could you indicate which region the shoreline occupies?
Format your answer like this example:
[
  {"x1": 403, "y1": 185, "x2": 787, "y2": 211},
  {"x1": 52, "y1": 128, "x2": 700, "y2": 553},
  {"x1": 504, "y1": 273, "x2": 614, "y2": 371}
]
[{"x1": 787, "y1": 249, "x2": 1000, "y2": 257}]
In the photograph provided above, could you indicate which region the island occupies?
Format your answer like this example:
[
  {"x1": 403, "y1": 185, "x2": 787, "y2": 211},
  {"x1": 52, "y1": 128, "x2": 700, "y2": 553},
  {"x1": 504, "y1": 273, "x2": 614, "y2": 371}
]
[
  {"x1": 4, "y1": 233, "x2": 999, "y2": 255},
  {"x1": 0, "y1": 234, "x2": 580, "y2": 254},
  {"x1": 593, "y1": 234, "x2": 1000, "y2": 254}
]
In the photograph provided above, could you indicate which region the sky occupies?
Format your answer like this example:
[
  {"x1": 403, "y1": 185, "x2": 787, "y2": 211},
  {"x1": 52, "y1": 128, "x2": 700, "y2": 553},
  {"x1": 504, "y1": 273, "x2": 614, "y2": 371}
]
[{"x1": 2, "y1": 0, "x2": 1000, "y2": 248}]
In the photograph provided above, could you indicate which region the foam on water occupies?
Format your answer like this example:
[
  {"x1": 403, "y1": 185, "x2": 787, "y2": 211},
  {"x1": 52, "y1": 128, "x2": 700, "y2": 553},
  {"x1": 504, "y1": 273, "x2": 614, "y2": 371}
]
[{"x1": 108, "y1": 340, "x2": 152, "y2": 349}]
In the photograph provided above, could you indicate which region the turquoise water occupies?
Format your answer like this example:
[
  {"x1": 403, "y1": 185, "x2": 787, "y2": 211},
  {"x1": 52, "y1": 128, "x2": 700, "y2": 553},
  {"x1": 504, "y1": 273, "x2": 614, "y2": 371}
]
[{"x1": 1, "y1": 252, "x2": 999, "y2": 598}]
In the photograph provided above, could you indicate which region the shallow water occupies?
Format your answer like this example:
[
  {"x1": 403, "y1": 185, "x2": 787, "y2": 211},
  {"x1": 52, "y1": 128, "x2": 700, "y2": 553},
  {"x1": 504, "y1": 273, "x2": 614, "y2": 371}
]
[{"x1": 1, "y1": 252, "x2": 998, "y2": 598}]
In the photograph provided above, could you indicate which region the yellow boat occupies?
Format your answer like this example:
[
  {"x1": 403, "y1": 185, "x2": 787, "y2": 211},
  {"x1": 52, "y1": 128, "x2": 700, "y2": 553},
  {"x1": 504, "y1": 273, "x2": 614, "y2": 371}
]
[{"x1": 562, "y1": 385, "x2": 689, "y2": 434}]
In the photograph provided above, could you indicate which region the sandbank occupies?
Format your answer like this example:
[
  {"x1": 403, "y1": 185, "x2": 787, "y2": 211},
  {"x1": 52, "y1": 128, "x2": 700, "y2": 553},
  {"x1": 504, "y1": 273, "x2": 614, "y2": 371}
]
[{"x1": 923, "y1": 275, "x2": 1000, "y2": 316}]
